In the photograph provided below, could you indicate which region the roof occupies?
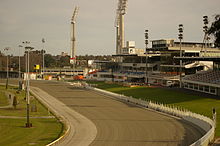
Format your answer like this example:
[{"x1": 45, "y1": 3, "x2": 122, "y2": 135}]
[{"x1": 174, "y1": 56, "x2": 220, "y2": 62}]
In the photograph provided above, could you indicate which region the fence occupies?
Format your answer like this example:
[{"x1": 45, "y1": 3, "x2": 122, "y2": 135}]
[{"x1": 87, "y1": 86, "x2": 216, "y2": 146}]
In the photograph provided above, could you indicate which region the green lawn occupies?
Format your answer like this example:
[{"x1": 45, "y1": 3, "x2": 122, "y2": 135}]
[
  {"x1": 0, "y1": 86, "x2": 49, "y2": 117},
  {"x1": 0, "y1": 118, "x2": 63, "y2": 146},
  {"x1": 87, "y1": 81, "x2": 220, "y2": 137},
  {"x1": 0, "y1": 90, "x2": 8, "y2": 106},
  {"x1": 0, "y1": 85, "x2": 63, "y2": 145}
]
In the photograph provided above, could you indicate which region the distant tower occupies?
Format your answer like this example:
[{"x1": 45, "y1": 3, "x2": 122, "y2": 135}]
[
  {"x1": 115, "y1": 0, "x2": 128, "y2": 55},
  {"x1": 70, "y1": 6, "x2": 79, "y2": 64}
]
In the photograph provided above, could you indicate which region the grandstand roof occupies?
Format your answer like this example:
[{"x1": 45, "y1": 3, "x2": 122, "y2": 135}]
[
  {"x1": 183, "y1": 70, "x2": 220, "y2": 87},
  {"x1": 174, "y1": 57, "x2": 220, "y2": 62}
]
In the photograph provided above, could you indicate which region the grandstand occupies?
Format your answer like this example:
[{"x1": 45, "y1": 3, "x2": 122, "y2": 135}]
[
  {"x1": 148, "y1": 72, "x2": 179, "y2": 86},
  {"x1": 183, "y1": 70, "x2": 220, "y2": 95}
]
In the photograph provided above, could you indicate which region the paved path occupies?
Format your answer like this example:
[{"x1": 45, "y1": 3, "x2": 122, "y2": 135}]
[
  {"x1": 0, "y1": 116, "x2": 55, "y2": 119},
  {"x1": 30, "y1": 80, "x2": 205, "y2": 146}
]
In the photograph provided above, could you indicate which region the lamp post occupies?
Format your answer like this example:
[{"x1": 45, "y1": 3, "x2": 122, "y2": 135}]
[
  {"x1": 22, "y1": 41, "x2": 30, "y2": 89},
  {"x1": 4, "y1": 47, "x2": 10, "y2": 89},
  {"x1": 18, "y1": 45, "x2": 23, "y2": 82},
  {"x1": 42, "y1": 38, "x2": 45, "y2": 78},
  {"x1": 178, "y1": 24, "x2": 183, "y2": 88},
  {"x1": 145, "y1": 29, "x2": 149, "y2": 85},
  {"x1": 25, "y1": 46, "x2": 34, "y2": 128},
  {"x1": 22, "y1": 41, "x2": 32, "y2": 127}
]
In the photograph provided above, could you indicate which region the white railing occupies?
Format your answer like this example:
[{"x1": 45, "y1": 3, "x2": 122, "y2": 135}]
[{"x1": 87, "y1": 86, "x2": 216, "y2": 146}]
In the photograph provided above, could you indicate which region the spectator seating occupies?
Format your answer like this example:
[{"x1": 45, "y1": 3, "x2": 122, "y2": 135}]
[{"x1": 183, "y1": 70, "x2": 220, "y2": 85}]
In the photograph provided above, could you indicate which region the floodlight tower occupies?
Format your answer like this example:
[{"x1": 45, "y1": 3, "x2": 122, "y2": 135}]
[
  {"x1": 115, "y1": 0, "x2": 128, "y2": 55},
  {"x1": 115, "y1": 4, "x2": 120, "y2": 55},
  {"x1": 202, "y1": 15, "x2": 209, "y2": 56},
  {"x1": 178, "y1": 24, "x2": 183, "y2": 88},
  {"x1": 70, "y1": 6, "x2": 79, "y2": 65}
]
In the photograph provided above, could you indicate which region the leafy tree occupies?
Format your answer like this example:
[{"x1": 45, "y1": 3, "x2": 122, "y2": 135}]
[
  {"x1": 44, "y1": 54, "x2": 56, "y2": 68},
  {"x1": 208, "y1": 15, "x2": 220, "y2": 47},
  {"x1": 59, "y1": 56, "x2": 71, "y2": 67},
  {"x1": 13, "y1": 95, "x2": 18, "y2": 109}
]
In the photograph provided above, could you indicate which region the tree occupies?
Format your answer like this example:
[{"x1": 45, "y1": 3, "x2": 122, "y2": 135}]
[
  {"x1": 44, "y1": 54, "x2": 56, "y2": 68},
  {"x1": 13, "y1": 95, "x2": 18, "y2": 109},
  {"x1": 59, "y1": 56, "x2": 71, "y2": 67},
  {"x1": 208, "y1": 15, "x2": 220, "y2": 47}
]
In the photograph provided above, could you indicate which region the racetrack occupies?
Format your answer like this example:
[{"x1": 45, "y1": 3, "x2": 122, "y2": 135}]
[{"x1": 30, "y1": 80, "x2": 205, "y2": 146}]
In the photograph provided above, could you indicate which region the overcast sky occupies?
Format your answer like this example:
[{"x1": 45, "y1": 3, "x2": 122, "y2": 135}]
[{"x1": 0, "y1": 0, "x2": 219, "y2": 56}]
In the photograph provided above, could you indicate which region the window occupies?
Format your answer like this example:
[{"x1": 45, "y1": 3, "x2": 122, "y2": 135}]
[
  {"x1": 194, "y1": 84, "x2": 198, "y2": 90},
  {"x1": 210, "y1": 87, "x2": 216, "y2": 94},
  {"x1": 204, "y1": 86, "x2": 209, "y2": 92},
  {"x1": 189, "y1": 83, "x2": 193, "y2": 89},
  {"x1": 199, "y1": 85, "x2": 204, "y2": 91},
  {"x1": 184, "y1": 83, "x2": 188, "y2": 88}
]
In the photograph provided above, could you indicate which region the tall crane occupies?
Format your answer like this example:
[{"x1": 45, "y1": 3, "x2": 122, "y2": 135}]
[
  {"x1": 70, "y1": 6, "x2": 79, "y2": 64},
  {"x1": 115, "y1": 0, "x2": 128, "y2": 55}
]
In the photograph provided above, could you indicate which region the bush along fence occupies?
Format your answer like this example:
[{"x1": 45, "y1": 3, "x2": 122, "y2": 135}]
[{"x1": 87, "y1": 86, "x2": 216, "y2": 146}]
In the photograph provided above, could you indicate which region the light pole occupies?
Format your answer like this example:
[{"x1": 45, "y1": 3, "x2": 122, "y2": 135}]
[
  {"x1": 4, "y1": 47, "x2": 10, "y2": 89},
  {"x1": 145, "y1": 29, "x2": 149, "y2": 85},
  {"x1": 178, "y1": 24, "x2": 183, "y2": 88},
  {"x1": 25, "y1": 46, "x2": 34, "y2": 128},
  {"x1": 42, "y1": 38, "x2": 45, "y2": 78},
  {"x1": 18, "y1": 45, "x2": 23, "y2": 89},
  {"x1": 22, "y1": 41, "x2": 30, "y2": 89},
  {"x1": 18, "y1": 45, "x2": 23, "y2": 79},
  {"x1": 203, "y1": 16, "x2": 209, "y2": 56}
]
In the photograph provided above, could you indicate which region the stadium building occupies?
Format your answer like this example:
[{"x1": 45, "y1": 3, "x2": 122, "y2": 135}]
[{"x1": 89, "y1": 39, "x2": 220, "y2": 94}]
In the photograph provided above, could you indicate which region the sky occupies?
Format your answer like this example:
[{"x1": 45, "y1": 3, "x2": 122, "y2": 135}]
[{"x1": 0, "y1": 0, "x2": 220, "y2": 56}]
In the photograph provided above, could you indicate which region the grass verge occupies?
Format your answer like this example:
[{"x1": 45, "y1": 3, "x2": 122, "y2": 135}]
[
  {"x1": 0, "y1": 90, "x2": 8, "y2": 106},
  {"x1": 0, "y1": 118, "x2": 62, "y2": 146},
  {"x1": 0, "y1": 85, "x2": 63, "y2": 145},
  {"x1": 0, "y1": 86, "x2": 49, "y2": 117},
  {"x1": 87, "y1": 81, "x2": 220, "y2": 137}
]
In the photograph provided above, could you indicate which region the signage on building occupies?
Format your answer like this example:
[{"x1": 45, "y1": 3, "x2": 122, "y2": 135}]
[{"x1": 34, "y1": 64, "x2": 40, "y2": 70}]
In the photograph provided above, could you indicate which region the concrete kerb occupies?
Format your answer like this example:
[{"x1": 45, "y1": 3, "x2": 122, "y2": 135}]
[
  {"x1": 30, "y1": 87, "x2": 71, "y2": 146},
  {"x1": 87, "y1": 86, "x2": 216, "y2": 146}
]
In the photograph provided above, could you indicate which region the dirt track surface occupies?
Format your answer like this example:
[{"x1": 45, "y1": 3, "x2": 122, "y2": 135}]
[{"x1": 4, "y1": 80, "x2": 206, "y2": 146}]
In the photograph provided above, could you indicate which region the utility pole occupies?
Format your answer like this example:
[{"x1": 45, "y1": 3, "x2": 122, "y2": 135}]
[
  {"x1": 145, "y1": 30, "x2": 149, "y2": 85},
  {"x1": 178, "y1": 24, "x2": 183, "y2": 88}
]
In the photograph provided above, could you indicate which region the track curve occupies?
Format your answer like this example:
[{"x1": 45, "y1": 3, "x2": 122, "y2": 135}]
[{"x1": 30, "y1": 80, "x2": 205, "y2": 146}]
